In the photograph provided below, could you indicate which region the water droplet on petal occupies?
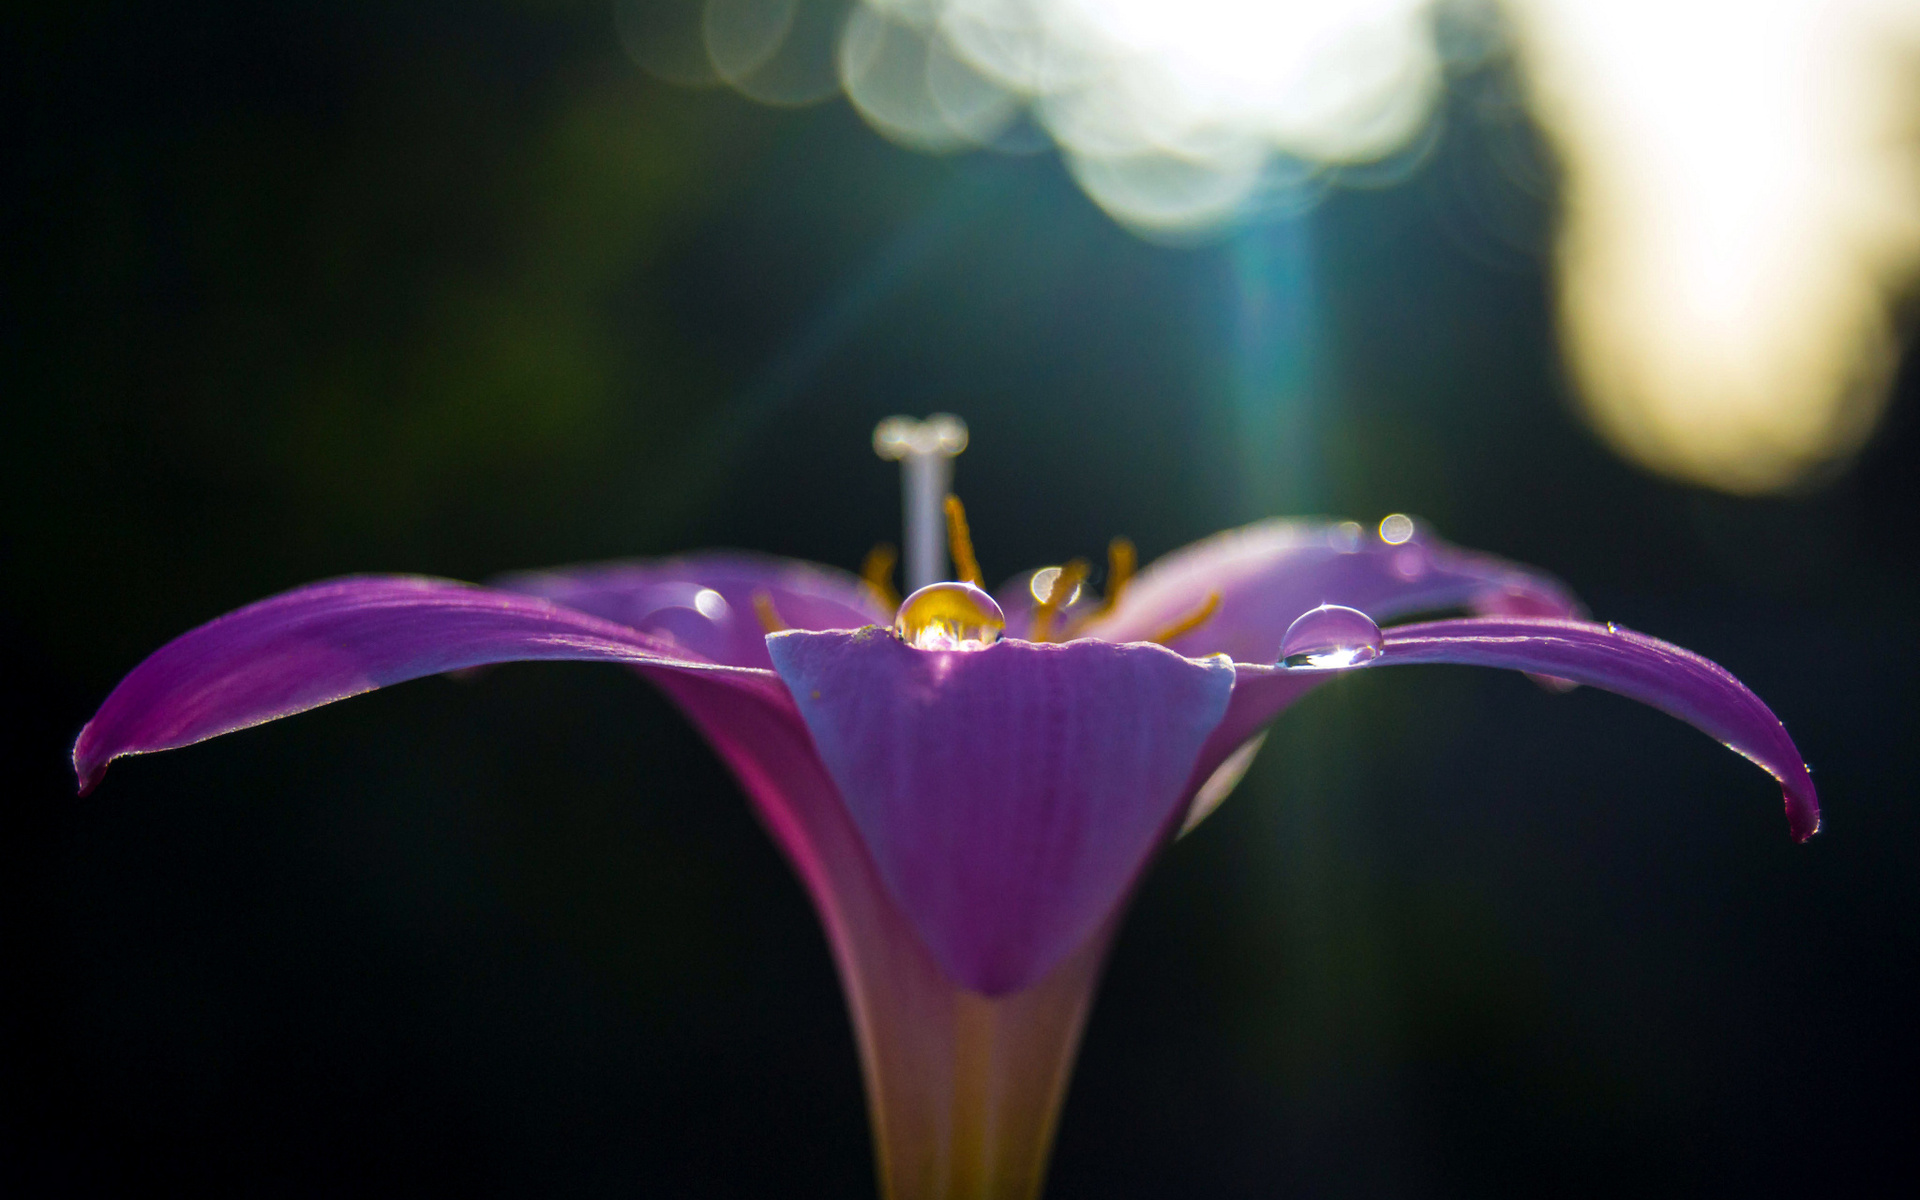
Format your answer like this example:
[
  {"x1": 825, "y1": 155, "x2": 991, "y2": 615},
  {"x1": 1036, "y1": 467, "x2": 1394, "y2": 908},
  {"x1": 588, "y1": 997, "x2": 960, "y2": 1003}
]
[
  {"x1": 1379, "y1": 513, "x2": 1416, "y2": 544},
  {"x1": 1329, "y1": 521, "x2": 1363, "y2": 552},
  {"x1": 894, "y1": 582, "x2": 1005, "y2": 650},
  {"x1": 1028, "y1": 566, "x2": 1083, "y2": 606},
  {"x1": 1279, "y1": 604, "x2": 1383, "y2": 670},
  {"x1": 693, "y1": 588, "x2": 730, "y2": 620}
]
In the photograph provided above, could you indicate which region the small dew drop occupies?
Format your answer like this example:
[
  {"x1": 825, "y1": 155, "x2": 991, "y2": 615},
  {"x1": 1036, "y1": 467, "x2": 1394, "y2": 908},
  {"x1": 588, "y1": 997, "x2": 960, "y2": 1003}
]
[
  {"x1": 894, "y1": 582, "x2": 1005, "y2": 650},
  {"x1": 1279, "y1": 604, "x2": 1383, "y2": 670},
  {"x1": 693, "y1": 588, "x2": 730, "y2": 620},
  {"x1": 1330, "y1": 521, "x2": 1363, "y2": 552},
  {"x1": 1379, "y1": 513, "x2": 1416, "y2": 545},
  {"x1": 1028, "y1": 566, "x2": 1083, "y2": 606}
]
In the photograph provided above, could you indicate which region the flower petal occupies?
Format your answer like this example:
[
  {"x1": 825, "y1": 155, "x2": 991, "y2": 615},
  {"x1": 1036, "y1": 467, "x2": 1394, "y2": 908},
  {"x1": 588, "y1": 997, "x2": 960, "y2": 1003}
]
[
  {"x1": 73, "y1": 576, "x2": 779, "y2": 794},
  {"x1": 495, "y1": 552, "x2": 890, "y2": 669},
  {"x1": 767, "y1": 630, "x2": 1235, "y2": 995},
  {"x1": 1237, "y1": 616, "x2": 1819, "y2": 840},
  {"x1": 1085, "y1": 518, "x2": 1582, "y2": 660},
  {"x1": 646, "y1": 665, "x2": 1113, "y2": 1195}
]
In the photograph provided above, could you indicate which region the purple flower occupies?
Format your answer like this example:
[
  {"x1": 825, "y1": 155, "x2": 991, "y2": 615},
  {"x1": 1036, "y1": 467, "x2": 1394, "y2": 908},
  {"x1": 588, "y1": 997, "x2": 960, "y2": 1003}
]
[{"x1": 71, "y1": 466, "x2": 1815, "y2": 1199}]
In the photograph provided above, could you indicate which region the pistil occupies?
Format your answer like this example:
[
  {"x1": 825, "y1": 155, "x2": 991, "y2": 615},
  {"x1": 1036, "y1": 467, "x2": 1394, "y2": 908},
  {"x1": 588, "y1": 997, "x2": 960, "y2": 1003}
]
[{"x1": 874, "y1": 415, "x2": 969, "y2": 592}]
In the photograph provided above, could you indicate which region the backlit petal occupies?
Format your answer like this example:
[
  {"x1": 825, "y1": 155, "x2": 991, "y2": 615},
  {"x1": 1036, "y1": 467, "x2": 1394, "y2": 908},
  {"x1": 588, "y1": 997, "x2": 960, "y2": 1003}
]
[
  {"x1": 73, "y1": 576, "x2": 778, "y2": 793},
  {"x1": 768, "y1": 630, "x2": 1235, "y2": 994},
  {"x1": 1085, "y1": 518, "x2": 1582, "y2": 660},
  {"x1": 1235, "y1": 616, "x2": 1819, "y2": 840},
  {"x1": 496, "y1": 551, "x2": 889, "y2": 669}
]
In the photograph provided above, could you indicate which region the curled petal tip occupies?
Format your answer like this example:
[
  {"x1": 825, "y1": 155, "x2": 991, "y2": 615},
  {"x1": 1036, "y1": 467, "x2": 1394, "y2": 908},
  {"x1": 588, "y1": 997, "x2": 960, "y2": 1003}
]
[
  {"x1": 1787, "y1": 782, "x2": 1821, "y2": 843},
  {"x1": 73, "y1": 739, "x2": 106, "y2": 796},
  {"x1": 1376, "y1": 617, "x2": 1820, "y2": 844}
]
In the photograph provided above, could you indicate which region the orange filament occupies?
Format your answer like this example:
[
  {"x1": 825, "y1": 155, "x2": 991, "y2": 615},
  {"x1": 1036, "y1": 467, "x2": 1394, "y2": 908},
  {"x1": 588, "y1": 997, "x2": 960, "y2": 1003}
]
[
  {"x1": 1147, "y1": 591, "x2": 1220, "y2": 646},
  {"x1": 861, "y1": 543, "x2": 900, "y2": 610},
  {"x1": 1076, "y1": 536, "x2": 1137, "y2": 629},
  {"x1": 944, "y1": 494, "x2": 984, "y2": 587},
  {"x1": 1103, "y1": 537, "x2": 1136, "y2": 608},
  {"x1": 752, "y1": 590, "x2": 788, "y2": 634},
  {"x1": 1027, "y1": 558, "x2": 1089, "y2": 644}
]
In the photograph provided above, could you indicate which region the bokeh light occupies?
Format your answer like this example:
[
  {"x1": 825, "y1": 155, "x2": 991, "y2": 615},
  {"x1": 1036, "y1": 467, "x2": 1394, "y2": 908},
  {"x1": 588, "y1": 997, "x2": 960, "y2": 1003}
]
[
  {"x1": 628, "y1": 0, "x2": 1920, "y2": 493},
  {"x1": 1509, "y1": 0, "x2": 1920, "y2": 492},
  {"x1": 621, "y1": 0, "x2": 1447, "y2": 231}
]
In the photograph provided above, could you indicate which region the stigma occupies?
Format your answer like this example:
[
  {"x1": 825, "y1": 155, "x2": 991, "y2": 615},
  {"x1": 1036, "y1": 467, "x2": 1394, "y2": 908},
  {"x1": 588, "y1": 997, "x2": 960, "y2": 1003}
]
[{"x1": 894, "y1": 582, "x2": 1005, "y2": 651}]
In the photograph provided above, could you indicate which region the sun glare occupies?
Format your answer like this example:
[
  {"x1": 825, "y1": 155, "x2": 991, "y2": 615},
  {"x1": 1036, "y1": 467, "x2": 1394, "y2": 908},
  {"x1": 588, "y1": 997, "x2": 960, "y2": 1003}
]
[
  {"x1": 624, "y1": 0, "x2": 1920, "y2": 492},
  {"x1": 1510, "y1": 0, "x2": 1920, "y2": 491}
]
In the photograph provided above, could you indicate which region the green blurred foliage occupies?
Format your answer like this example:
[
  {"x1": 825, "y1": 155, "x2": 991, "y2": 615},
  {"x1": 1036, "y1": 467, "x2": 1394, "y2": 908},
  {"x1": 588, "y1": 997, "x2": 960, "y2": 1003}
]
[{"x1": 4, "y1": 2, "x2": 762, "y2": 673}]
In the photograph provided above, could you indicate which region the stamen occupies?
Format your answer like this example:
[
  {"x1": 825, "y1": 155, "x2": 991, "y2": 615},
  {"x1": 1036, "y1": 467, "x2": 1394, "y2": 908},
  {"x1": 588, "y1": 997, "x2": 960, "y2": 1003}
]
[
  {"x1": 861, "y1": 543, "x2": 900, "y2": 610},
  {"x1": 1083, "y1": 536, "x2": 1136, "y2": 623},
  {"x1": 1146, "y1": 591, "x2": 1220, "y2": 646},
  {"x1": 1027, "y1": 558, "x2": 1089, "y2": 644},
  {"x1": 752, "y1": 590, "x2": 788, "y2": 634},
  {"x1": 944, "y1": 494, "x2": 984, "y2": 587},
  {"x1": 1062, "y1": 537, "x2": 1137, "y2": 639},
  {"x1": 1103, "y1": 537, "x2": 1136, "y2": 608}
]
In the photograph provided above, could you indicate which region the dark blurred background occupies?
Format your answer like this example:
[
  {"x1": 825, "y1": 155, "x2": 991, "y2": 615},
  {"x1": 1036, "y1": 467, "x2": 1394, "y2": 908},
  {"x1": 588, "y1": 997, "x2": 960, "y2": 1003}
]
[{"x1": 3, "y1": 2, "x2": 1915, "y2": 1196}]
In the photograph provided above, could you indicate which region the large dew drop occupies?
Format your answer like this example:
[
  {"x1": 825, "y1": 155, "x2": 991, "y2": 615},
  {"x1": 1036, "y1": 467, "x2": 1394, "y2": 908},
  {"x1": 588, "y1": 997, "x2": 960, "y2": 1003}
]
[
  {"x1": 1279, "y1": 604, "x2": 1383, "y2": 670},
  {"x1": 894, "y1": 581, "x2": 1005, "y2": 651}
]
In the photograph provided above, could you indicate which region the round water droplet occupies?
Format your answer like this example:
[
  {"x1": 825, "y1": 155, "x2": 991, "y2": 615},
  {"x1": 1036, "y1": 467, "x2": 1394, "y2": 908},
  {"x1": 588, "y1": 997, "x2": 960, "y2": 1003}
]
[
  {"x1": 1379, "y1": 513, "x2": 1416, "y2": 545},
  {"x1": 894, "y1": 581, "x2": 1005, "y2": 650},
  {"x1": 1027, "y1": 566, "x2": 1083, "y2": 606},
  {"x1": 693, "y1": 588, "x2": 730, "y2": 621},
  {"x1": 1279, "y1": 604, "x2": 1383, "y2": 670}
]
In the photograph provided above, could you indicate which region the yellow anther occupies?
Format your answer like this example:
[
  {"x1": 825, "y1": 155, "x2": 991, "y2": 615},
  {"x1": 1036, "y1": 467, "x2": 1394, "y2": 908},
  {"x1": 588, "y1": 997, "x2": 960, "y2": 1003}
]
[
  {"x1": 861, "y1": 543, "x2": 900, "y2": 610},
  {"x1": 894, "y1": 581, "x2": 1005, "y2": 650},
  {"x1": 1147, "y1": 591, "x2": 1221, "y2": 647},
  {"x1": 1105, "y1": 537, "x2": 1136, "y2": 604},
  {"x1": 1027, "y1": 558, "x2": 1089, "y2": 644},
  {"x1": 944, "y1": 494, "x2": 984, "y2": 587},
  {"x1": 752, "y1": 590, "x2": 788, "y2": 634},
  {"x1": 1061, "y1": 536, "x2": 1137, "y2": 639}
]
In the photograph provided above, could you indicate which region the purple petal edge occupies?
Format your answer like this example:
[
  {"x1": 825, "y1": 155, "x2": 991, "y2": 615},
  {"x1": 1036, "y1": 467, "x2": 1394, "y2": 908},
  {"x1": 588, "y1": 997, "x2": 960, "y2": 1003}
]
[
  {"x1": 73, "y1": 575, "x2": 778, "y2": 794},
  {"x1": 495, "y1": 551, "x2": 889, "y2": 670},
  {"x1": 1086, "y1": 518, "x2": 1583, "y2": 662},
  {"x1": 1347, "y1": 617, "x2": 1818, "y2": 841}
]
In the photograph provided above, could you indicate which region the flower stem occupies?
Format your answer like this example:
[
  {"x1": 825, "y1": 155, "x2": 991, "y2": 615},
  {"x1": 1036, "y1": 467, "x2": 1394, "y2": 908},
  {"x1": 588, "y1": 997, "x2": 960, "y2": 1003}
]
[{"x1": 859, "y1": 927, "x2": 1113, "y2": 1200}]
